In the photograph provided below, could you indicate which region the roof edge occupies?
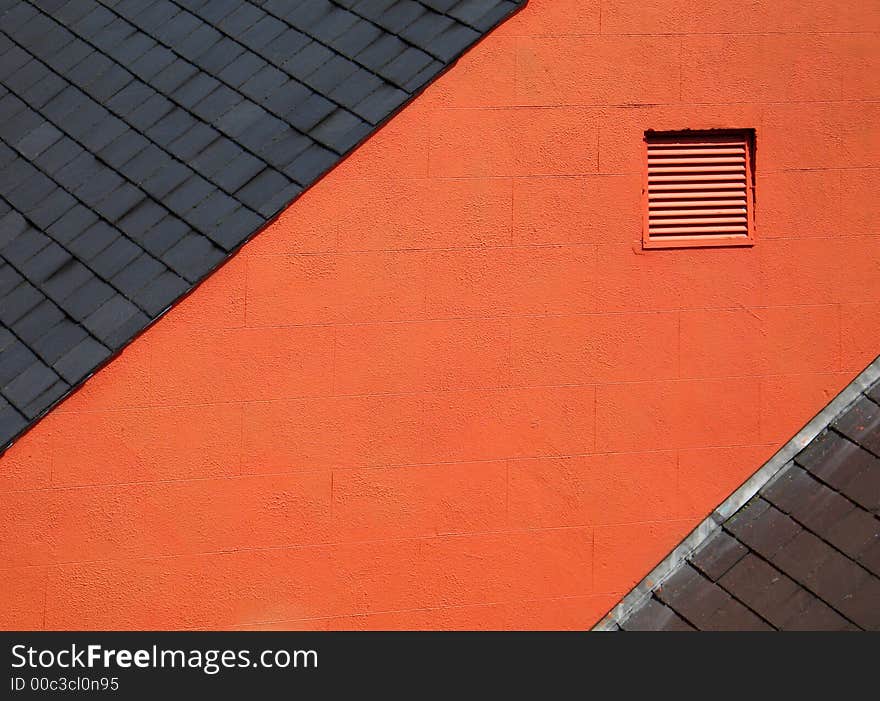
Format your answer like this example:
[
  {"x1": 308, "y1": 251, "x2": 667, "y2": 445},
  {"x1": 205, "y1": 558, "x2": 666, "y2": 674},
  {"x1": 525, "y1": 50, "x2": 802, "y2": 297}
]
[
  {"x1": 0, "y1": 0, "x2": 529, "y2": 455},
  {"x1": 592, "y1": 353, "x2": 880, "y2": 631}
]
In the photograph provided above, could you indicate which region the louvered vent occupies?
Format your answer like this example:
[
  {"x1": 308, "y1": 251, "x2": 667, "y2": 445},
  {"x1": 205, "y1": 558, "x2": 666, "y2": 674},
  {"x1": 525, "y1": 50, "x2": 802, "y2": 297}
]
[{"x1": 643, "y1": 131, "x2": 755, "y2": 248}]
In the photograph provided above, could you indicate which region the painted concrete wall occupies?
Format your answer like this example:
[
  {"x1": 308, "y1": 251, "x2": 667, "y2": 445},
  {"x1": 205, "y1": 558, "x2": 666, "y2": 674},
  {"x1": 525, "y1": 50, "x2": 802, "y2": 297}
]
[{"x1": 2, "y1": 0, "x2": 879, "y2": 629}]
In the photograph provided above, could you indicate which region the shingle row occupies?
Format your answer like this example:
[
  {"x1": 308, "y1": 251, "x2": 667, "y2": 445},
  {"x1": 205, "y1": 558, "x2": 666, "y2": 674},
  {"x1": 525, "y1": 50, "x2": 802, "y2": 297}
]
[
  {"x1": 0, "y1": 0, "x2": 526, "y2": 452},
  {"x1": 619, "y1": 380, "x2": 880, "y2": 631}
]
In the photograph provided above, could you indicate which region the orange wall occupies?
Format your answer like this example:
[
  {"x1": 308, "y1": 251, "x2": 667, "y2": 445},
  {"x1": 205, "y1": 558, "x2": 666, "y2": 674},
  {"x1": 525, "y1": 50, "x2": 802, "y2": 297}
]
[{"x1": 2, "y1": 0, "x2": 879, "y2": 630}]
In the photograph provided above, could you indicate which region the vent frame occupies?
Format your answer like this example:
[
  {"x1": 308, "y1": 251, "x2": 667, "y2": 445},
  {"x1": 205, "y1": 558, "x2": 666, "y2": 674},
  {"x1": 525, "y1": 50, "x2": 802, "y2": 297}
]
[{"x1": 642, "y1": 129, "x2": 756, "y2": 250}]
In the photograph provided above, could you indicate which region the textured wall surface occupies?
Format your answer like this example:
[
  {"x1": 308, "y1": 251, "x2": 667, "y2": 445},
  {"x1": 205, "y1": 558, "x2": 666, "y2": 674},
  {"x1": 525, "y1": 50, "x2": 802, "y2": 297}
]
[{"x1": 2, "y1": 0, "x2": 879, "y2": 630}]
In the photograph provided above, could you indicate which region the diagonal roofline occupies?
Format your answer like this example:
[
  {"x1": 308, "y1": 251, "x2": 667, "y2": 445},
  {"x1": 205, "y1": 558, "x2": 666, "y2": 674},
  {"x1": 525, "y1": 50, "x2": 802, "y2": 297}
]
[
  {"x1": 0, "y1": 0, "x2": 528, "y2": 454},
  {"x1": 593, "y1": 353, "x2": 880, "y2": 631}
]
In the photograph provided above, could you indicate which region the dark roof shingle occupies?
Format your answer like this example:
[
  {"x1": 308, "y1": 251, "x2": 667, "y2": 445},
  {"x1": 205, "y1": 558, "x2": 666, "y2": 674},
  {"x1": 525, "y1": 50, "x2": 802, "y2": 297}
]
[
  {"x1": 0, "y1": 0, "x2": 526, "y2": 450},
  {"x1": 605, "y1": 375, "x2": 880, "y2": 631}
]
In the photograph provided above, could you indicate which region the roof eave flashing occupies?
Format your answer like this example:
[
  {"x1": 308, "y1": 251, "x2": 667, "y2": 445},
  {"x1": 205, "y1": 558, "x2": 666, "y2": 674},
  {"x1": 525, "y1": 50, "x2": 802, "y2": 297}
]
[{"x1": 592, "y1": 353, "x2": 880, "y2": 631}]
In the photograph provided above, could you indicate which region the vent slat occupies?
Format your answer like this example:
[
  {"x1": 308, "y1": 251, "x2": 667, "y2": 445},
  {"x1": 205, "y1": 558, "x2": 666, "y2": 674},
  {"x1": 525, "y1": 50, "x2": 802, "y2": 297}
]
[
  {"x1": 649, "y1": 156, "x2": 745, "y2": 165},
  {"x1": 649, "y1": 217, "x2": 747, "y2": 226},
  {"x1": 649, "y1": 225, "x2": 749, "y2": 234},
  {"x1": 648, "y1": 140, "x2": 746, "y2": 148},
  {"x1": 645, "y1": 132, "x2": 753, "y2": 245},
  {"x1": 649, "y1": 191, "x2": 746, "y2": 200},
  {"x1": 648, "y1": 174, "x2": 746, "y2": 183},
  {"x1": 649, "y1": 183, "x2": 742, "y2": 199},
  {"x1": 651, "y1": 210, "x2": 746, "y2": 218},
  {"x1": 650, "y1": 199, "x2": 748, "y2": 208},
  {"x1": 647, "y1": 148, "x2": 744, "y2": 157},
  {"x1": 649, "y1": 165, "x2": 745, "y2": 174}
]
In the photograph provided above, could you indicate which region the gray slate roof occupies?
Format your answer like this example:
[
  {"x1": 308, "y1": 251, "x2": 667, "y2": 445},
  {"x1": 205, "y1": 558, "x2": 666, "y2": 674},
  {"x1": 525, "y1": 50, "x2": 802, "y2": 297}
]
[
  {"x1": 602, "y1": 370, "x2": 880, "y2": 631},
  {"x1": 0, "y1": 0, "x2": 525, "y2": 450}
]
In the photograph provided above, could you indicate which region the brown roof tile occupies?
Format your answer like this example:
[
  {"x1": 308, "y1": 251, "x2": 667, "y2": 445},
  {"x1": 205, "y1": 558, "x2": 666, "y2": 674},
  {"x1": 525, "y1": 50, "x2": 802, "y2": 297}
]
[{"x1": 607, "y1": 376, "x2": 880, "y2": 631}]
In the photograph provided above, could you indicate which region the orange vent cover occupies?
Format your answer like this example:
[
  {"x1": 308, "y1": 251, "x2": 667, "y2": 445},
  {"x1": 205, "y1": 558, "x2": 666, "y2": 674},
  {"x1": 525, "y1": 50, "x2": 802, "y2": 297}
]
[{"x1": 643, "y1": 131, "x2": 755, "y2": 249}]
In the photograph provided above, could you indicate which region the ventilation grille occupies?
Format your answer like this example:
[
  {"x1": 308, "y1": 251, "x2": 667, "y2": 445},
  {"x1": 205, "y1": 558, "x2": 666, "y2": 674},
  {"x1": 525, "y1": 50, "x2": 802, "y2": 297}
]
[{"x1": 644, "y1": 132, "x2": 754, "y2": 248}]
